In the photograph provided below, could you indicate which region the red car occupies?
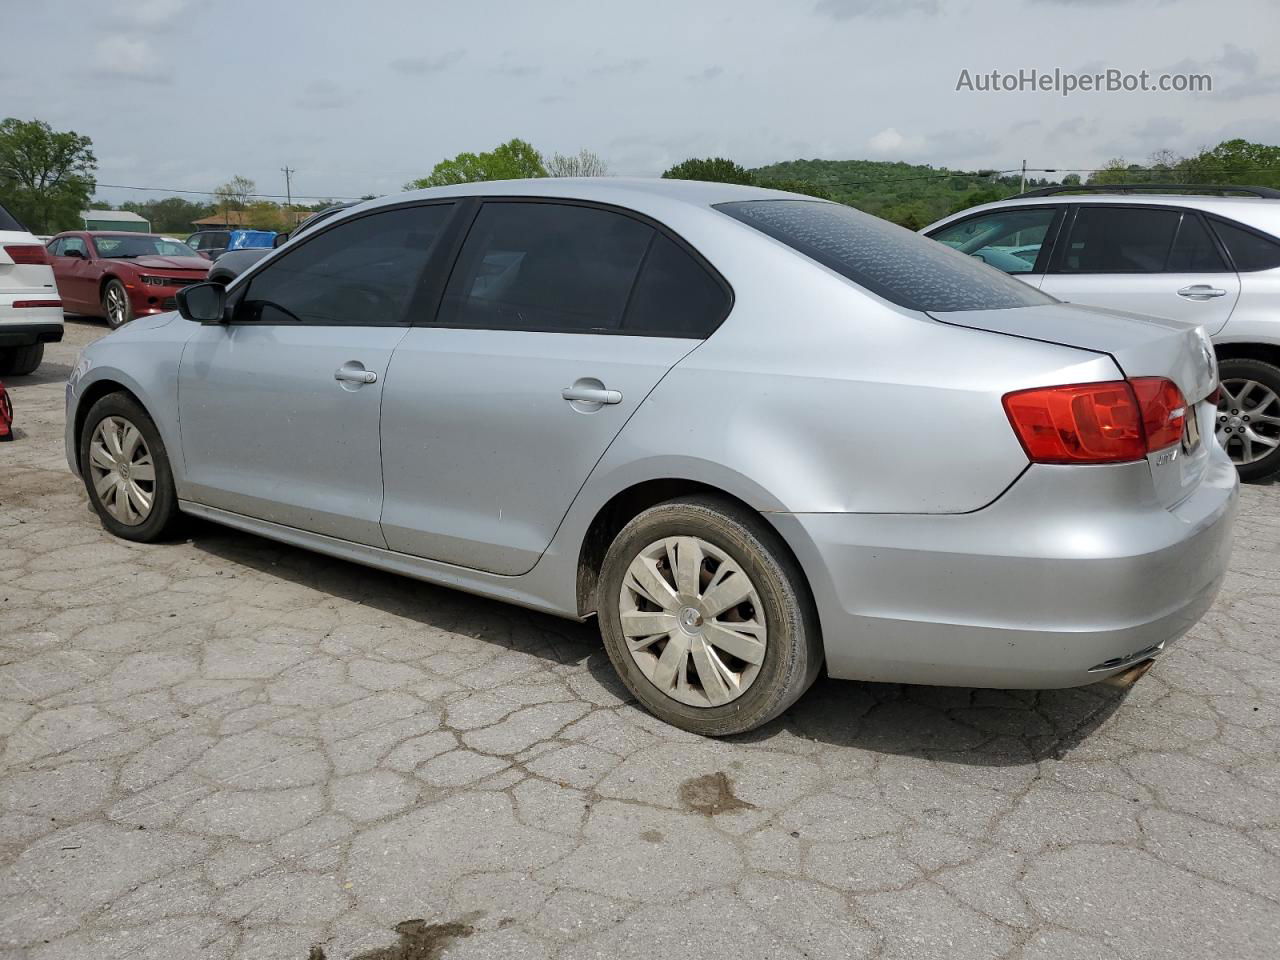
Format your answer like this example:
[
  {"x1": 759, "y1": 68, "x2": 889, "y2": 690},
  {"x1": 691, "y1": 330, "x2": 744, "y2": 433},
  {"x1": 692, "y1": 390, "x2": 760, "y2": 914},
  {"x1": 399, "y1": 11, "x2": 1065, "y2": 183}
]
[{"x1": 46, "y1": 232, "x2": 210, "y2": 328}]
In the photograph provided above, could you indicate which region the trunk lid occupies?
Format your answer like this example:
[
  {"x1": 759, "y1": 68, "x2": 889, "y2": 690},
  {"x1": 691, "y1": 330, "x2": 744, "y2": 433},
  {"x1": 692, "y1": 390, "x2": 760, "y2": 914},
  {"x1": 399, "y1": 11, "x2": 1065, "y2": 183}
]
[{"x1": 933, "y1": 302, "x2": 1219, "y2": 507}]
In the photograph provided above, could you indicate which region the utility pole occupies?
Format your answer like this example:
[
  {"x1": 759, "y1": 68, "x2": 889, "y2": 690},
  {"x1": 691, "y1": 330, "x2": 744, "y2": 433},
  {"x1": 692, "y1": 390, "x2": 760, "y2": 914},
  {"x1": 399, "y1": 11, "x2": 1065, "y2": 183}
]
[
  {"x1": 281, "y1": 166, "x2": 295, "y2": 225},
  {"x1": 1020, "y1": 159, "x2": 1027, "y2": 194}
]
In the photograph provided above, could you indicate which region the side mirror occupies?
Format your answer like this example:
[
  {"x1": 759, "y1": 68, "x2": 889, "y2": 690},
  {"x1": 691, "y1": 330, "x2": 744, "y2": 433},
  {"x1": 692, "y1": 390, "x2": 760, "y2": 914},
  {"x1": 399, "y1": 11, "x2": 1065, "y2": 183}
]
[
  {"x1": 272, "y1": 232, "x2": 289, "y2": 248},
  {"x1": 176, "y1": 282, "x2": 228, "y2": 323},
  {"x1": 65, "y1": 248, "x2": 85, "y2": 260}
]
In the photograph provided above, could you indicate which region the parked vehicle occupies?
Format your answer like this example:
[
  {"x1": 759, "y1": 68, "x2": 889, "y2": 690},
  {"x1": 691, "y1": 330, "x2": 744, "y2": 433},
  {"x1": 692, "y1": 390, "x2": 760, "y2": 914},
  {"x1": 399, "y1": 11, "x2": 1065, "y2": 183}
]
[
  {"x1": 924, "y1": 185, "x2": 1280, "y2": 481},
  {"x1": 208, "y1": 204, "x2": 356, "y2": 285},
  {"x1": 46, "y1": 232, "x2": 210, "y2": 328},
  {"x1": 0, "y1": 201, "x2": 63, "y2": 376},
  {"x1": 186, "y1": 229, "x2": 276, "y2": 261},
  {"x1": 65, "y1": 179, "x2": 1237, "y2": 735}
]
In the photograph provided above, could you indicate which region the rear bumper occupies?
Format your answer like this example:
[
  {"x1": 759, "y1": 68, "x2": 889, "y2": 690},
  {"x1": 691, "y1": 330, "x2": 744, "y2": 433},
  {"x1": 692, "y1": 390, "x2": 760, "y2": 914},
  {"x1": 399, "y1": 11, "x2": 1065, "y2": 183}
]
[
  {"x1": 0, "y1": 320, "x2": 63, "y2": 347},
  {"x1": 771, "y1": 452, "x2": 1238, "y2": 689}
]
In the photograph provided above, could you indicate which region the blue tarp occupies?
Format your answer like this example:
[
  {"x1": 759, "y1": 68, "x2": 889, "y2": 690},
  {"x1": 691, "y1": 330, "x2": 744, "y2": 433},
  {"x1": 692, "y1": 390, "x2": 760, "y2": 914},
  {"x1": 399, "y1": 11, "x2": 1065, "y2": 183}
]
[{"x1": 227, "y1": 229, "x2": 276, "y2": 250}]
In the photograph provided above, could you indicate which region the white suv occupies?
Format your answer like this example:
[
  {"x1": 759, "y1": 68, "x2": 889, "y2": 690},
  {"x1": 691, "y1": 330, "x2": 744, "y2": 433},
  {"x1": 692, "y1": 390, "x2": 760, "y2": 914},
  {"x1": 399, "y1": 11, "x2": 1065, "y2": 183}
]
[
  {"x1": 924, "y1": 186, "x2": 1280, "y2": 482},
  {"x1": 0, "y1": 201, "x2": 63, "y2": 376}
]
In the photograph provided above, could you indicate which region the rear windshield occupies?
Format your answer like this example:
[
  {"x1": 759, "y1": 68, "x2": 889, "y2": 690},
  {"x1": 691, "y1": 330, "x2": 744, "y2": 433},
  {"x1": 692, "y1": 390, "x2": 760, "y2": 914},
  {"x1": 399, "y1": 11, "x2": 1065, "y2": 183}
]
[
  {"x1": 715, "y1": 199, "x2": 1055, "y2": 312},
  {"x1": 0, "y1": 201, "x2": 26, "y2": 232}
]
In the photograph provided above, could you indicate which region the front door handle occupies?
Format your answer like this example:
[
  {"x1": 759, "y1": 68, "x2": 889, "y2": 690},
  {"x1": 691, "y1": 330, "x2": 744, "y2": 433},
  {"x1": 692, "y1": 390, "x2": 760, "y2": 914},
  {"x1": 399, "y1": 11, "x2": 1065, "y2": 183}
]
[
  {"x1": 562, "y1": 385, "x2": 622, "y2": 405},
  {"x1": 335, "y1": 364, "x2": 377, "y2": 384},
  {"x1": 1177, "y1": 285, "x2": 1227, "y2": 300}
]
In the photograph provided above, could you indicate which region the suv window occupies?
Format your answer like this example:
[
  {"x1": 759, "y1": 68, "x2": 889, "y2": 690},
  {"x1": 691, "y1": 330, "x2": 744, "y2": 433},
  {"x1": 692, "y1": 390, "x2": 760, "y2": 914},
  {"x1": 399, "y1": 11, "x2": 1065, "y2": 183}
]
[
  {"x1": 438, "y1": 202, "x2": 652, "y2": 333},
  {"x1": 717, "y1": 199, "x2": 1052, "y2": 312},
  {"x1": 1166, "y1": 213, "x2": 1228, "y2": 273},
  {"x1": 1209, "y1": 218, "x2": 1280, "y2": 272},
  {"x1": 0, "y1": 201, "x2": 25, "y2": 232},
  {"x1": 1055, "y1": 206, "x2": 1181, "y2": 273},
  {"x1": 623, "y1": 233, "x2": 730, "y2": 337},
  {"x1": 927, "y1": 207, "x2": 1058, "y2": 275},
  {"x1": 240, "y1": 204, "x2": 453, "y2": 325}
]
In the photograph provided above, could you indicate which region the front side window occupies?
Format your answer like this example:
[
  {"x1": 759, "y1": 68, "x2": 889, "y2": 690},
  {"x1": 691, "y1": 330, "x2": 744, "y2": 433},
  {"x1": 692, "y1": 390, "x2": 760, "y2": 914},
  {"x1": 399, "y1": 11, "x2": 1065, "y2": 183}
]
[
  {"x1": 239, "y1": 204, "x2": 453, "y2": 325},
  {"x1": 717, "y1": 199, "x2": 1053, "y2": 312},
  {"x1": 927, "y1": 208, "x2": 1058, "y2": 275},
  {"x1": 1210, "y1": 218, "x2": 1280, "y2": 272},
  {"x1": 1054, "y1": 206, "x2": 1181, "y2": 274},
  {"x1": 61, "y1": 236, "x2": 87, "y2": 257}
]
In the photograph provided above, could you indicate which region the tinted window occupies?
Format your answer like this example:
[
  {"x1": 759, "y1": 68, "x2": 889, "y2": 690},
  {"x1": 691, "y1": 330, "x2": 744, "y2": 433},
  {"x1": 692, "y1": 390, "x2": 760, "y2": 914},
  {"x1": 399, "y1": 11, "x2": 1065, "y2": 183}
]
[
  {"x1": 623, "y1": 234, "x2": 729, "y2": 337},
  {"x1": 62, "y1": 236, "x2": 87, "y2": 257},
  {"x1": 0, "y1": 201, "x2": 25, "y2": 232},
  {"x1": 1056, "y1": 206, "x2": 1179, "y2": 273},
  {"x1": 1167, "y1": 214, "x2": 1228, "y2": 273},
  {"x1": 928, "y1": 207, "x2": 1057, "y2": 275},
  {"x1": 717, "y1": 199, "x2": 1052, "y2": 312},
  {"x1": 1210, "y1": 218, "x2": 1280, "y2": 272},
  {"x1": 241, "y1": 204, "x2": 453, "y2": 325},
  {"x1": 439, "y1": 202, "x2": 652, "y2": 333}
]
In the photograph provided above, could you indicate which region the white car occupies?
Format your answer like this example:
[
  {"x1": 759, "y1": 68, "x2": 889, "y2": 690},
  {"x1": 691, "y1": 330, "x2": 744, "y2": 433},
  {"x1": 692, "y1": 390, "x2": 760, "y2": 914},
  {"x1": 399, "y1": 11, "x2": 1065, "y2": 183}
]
[
  {"x1": 924, "y1": 185, "x2": 1280, "y2": 482},
  {"x1": 0, "y1": 201, "x2": 63, "y2": 375}
]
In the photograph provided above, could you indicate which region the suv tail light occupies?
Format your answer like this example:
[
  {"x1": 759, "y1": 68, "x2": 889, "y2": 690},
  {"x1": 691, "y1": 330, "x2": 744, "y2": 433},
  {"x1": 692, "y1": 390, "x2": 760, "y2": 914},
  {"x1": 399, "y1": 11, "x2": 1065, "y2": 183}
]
[
  {"x1": 1003, "y1": 378, "x2": 1187, "y2": 464},
  {"x1": 3, "y1": 244, "x2": 50, "y2": 265}
]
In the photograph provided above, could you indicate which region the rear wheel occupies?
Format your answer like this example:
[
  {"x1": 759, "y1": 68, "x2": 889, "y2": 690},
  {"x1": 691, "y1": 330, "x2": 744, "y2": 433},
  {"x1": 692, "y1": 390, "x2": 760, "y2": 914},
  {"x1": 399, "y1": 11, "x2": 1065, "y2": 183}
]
[
  {"x1": 598, "y1": 496, "x2": 823, "y2": 736},
  {"x1": 102, "y1": 279, "x2": 133, "y2": 329},
  {"x1": 1216, "y1": 357, "x2": 1280, "y2": 483},
  {"x1": 0, "y1": 343, "x2": 43, "y2": 376},
  {"x1": 79, "y1": 393, "x2": 180, "y2": 542}
]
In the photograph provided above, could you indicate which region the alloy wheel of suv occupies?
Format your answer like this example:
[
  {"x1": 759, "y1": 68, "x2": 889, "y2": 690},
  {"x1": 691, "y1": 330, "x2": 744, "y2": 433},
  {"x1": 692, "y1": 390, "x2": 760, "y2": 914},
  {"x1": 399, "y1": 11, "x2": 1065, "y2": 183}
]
[{"x1": 1215, "y1": 358, "x2": 1280, "y2": 482}]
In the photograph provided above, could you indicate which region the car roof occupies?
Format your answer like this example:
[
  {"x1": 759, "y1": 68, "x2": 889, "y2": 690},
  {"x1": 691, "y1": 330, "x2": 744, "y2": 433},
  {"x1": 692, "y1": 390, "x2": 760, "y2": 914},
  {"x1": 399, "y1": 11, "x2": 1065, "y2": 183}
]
[{"x1": 925, "y1": 192, "x2": 1280, "y2": 236}]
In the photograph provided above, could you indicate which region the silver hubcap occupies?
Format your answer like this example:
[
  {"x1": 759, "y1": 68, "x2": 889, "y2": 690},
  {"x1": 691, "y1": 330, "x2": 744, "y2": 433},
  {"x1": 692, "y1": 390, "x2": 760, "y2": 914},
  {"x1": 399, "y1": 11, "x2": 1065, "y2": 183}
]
[
  {"x1": 88, "y1": 416, "x2": 156, "y2": 525},
  {"x1": 106, "y1": 286, "x2": 126, "y2": 326},
  {"x1": 619, "y1": 536, "x2": 767, "y2": 708},
  {"x1": 1216, "y1": 379, "x2": 1280, "y2": 465}
]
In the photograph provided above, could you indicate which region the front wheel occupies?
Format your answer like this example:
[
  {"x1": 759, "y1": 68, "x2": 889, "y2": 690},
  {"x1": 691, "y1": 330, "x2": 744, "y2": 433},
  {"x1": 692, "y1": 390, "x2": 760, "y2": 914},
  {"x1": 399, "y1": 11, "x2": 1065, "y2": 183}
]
[
  {"x1": 1216, "y1": 357, "x2": 1280, "y2": 483},
  {"x1": 598, "y1": 496, "x2": 823, "y2": 736},
  {"x1": 102, "y1": 279, "x2": 133, "y2": 329},
  {"x1": 79, "y1": 393, "x2": 181, "y2": 542}
]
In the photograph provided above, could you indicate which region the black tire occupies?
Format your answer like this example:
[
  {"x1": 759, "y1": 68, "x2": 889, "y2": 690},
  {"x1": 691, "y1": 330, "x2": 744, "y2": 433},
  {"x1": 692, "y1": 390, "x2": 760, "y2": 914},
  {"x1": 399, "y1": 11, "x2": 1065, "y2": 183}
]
[
  {"x1": 79, "y1": 392, "x2": 181, "y2": 542},
  {"x1": 102, "y1": 278, "x2": 133, "y2": 329},
  {"x1": 598, "y1": 495, "x2": 823, "y2": 737},
  {"x1": 0, "y1": 343, "x2": 43, "y2": 376},
  {"x1": 1217, "y1": 357, "x2": 1280, "y2": 483}
]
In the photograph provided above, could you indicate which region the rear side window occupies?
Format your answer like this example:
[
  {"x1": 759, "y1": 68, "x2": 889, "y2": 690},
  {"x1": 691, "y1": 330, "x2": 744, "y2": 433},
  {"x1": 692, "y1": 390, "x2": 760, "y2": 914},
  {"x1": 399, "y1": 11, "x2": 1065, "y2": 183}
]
[
  {"x1": 716, "y1": 199, "x2": 1052, "y2": 312},
  {"x1": 241, "y1": 204, "x2": 453, "y2": 325},
  {"x1": 1166, "y1": 214, "x2": 1228, "y2": 273},
  {"x1": 0, "y1": 201, "x2": 25, "y2": 232},
  {"x1": 1056, "y1": 206, "x2": 1180, "y2": 273},
  {"x1": 438, "y1": 202, "x2": 652, "y2": 333},
  {"x1": 623, "y1": 233, "x2": 729, "y2": 337},
  {"x1": 1210, "y1": 218, "x2": 1280, "y2": 272}
]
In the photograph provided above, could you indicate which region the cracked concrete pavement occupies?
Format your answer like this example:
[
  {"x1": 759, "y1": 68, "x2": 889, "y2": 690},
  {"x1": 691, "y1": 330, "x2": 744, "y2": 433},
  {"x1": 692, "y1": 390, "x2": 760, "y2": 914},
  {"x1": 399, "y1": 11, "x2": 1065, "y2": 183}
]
[{"x1": 1, "y1": 319, "x2": 1278, "y2": 960}]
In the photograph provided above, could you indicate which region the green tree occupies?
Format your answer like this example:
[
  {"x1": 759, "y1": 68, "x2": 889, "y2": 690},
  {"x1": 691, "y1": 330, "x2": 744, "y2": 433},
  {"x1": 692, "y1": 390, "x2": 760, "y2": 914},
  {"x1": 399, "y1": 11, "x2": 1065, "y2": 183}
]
[
  {"x1": 405, "y1": 139, "x2": 546, "y2": 189},
  {"x1": 754, "y1": 177, "x2": 832, "y2": 199},
  {"x1": 661, "y1": 157, "x2": 754, "y2": 185},
  {"x1": 120, "y1": 197, "x2": 215, "y2": 233},
  {"x1": 1182, "y1": 139, "x2": 1280, "y2": 188},
  {"x1": 0, "y1": 118, "x2": 96, "y2": 233},
  {"x1": 546, "y1": 148, "x2": 609, "y2": 177},
  {"x1": 213, "y1": 175, "x2": 255, "y2": 211}
]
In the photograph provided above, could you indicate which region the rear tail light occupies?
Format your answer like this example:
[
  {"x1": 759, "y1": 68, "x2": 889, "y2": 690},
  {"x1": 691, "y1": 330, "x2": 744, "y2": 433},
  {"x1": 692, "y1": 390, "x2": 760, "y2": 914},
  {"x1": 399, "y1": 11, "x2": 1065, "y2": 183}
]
[
  {"x1": 3, "y1": 244, "x2": 50, "y2": 265},
  {"x1": 1003, "y1": 377, "x2": 1186, "y2": 464},
  {"x1": 13, "y1": 299, "x2": 61, "y2": 309}
]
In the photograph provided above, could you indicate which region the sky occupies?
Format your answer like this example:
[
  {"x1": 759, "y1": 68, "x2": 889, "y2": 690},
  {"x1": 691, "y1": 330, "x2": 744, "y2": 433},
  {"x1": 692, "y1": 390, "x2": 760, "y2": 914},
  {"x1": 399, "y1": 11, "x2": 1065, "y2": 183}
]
[{"x1": 5, "y1": 0, "x2": 1280, "y2": 205}]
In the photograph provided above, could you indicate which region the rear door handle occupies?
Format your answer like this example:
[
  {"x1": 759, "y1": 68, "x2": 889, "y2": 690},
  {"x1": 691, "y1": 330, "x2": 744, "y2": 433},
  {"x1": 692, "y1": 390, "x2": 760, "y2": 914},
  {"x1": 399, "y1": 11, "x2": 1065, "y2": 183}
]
[
  {"x1": 1177, "y1": 285, "x2": 1227, "y2": 300},
  {"x1": 561, "y1": 386, "x2": 622, "y2": 404},
  {"x1": 335, "y1": 365, "x2": 377, "y2": 384}
]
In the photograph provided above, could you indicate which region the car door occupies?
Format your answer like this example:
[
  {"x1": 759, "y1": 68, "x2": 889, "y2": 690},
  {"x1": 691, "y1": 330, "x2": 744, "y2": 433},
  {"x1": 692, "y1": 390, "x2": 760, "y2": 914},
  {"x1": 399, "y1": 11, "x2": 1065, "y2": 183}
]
[
  {"x1": 1038, "y1": 205, "x2": 1240, "y2": 332},
  {"x1": 925, "y1": 205, "x2": 1063, "y2": 288},
  {"x1": 177, "y1": 202, "x2": 458, "y2": 544},
  {"x1": 379, "y1": 199, "x2": 731, "y2": 575},
  {"x1": 48, "y1": 235, "x2": 96, "y2": 311}
]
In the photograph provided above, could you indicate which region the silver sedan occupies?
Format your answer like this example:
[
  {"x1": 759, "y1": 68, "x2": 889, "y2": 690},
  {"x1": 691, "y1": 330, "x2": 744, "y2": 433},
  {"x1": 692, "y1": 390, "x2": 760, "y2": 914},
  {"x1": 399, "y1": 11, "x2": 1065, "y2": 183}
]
[{"x1": 64, "y1": 179, "x2": 1237, "y2": 735}]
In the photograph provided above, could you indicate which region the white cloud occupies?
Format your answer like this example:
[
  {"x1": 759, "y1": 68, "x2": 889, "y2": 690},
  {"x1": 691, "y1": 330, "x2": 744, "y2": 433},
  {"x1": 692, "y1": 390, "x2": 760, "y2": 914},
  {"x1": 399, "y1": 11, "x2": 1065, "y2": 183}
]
[
  {"x1": 92, "y1": 34, "x2": 165, "y2": 81},
  {"x1": 815, "y1": 0, "x2": 937, "y2": 19},
  {"x1": 867, "y1": 127, "x2": 924, "y2": 155}
]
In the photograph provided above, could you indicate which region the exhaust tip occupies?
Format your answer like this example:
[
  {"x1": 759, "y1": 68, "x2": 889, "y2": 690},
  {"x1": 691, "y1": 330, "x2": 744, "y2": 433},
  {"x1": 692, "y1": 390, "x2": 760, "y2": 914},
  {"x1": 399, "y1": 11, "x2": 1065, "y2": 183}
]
[{"x1": 1100, "y1": 658, "x2": 1157, "y2": 689}]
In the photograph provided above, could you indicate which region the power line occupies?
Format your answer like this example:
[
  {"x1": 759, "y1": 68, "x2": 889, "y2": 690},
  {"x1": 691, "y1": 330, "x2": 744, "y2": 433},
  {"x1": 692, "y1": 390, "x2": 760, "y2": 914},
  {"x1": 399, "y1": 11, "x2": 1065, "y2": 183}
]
[{"x1": 94, "y1": 181, "x2": 366, "y2": 201}]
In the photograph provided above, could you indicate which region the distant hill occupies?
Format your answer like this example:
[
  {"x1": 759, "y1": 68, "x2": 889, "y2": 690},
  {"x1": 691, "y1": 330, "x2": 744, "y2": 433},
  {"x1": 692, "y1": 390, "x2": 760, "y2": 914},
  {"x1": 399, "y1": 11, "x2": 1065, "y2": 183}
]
[{"x1": 750, "y1": 158, "x2": 1046, "y2": 228}]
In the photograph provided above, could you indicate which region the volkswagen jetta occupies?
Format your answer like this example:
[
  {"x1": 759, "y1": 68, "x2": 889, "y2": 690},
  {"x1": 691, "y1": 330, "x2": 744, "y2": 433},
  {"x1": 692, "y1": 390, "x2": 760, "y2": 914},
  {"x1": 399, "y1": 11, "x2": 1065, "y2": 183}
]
[{"x1": 65, "y1": 179, "x2": 1237, "y2": 735}]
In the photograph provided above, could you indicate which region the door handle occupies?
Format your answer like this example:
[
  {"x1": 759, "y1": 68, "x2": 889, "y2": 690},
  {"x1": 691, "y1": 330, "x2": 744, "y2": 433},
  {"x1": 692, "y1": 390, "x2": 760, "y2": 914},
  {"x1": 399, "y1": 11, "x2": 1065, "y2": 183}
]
[
  {"x1": 335, "y1": 366, "x2": 377, "y2": 384},
  {"x1": 1177, "y1": 285, "x2": 1227, "y2": 300},
  {"x1": 561, "y1": 385, "x2": 622, "y2": 404}
]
